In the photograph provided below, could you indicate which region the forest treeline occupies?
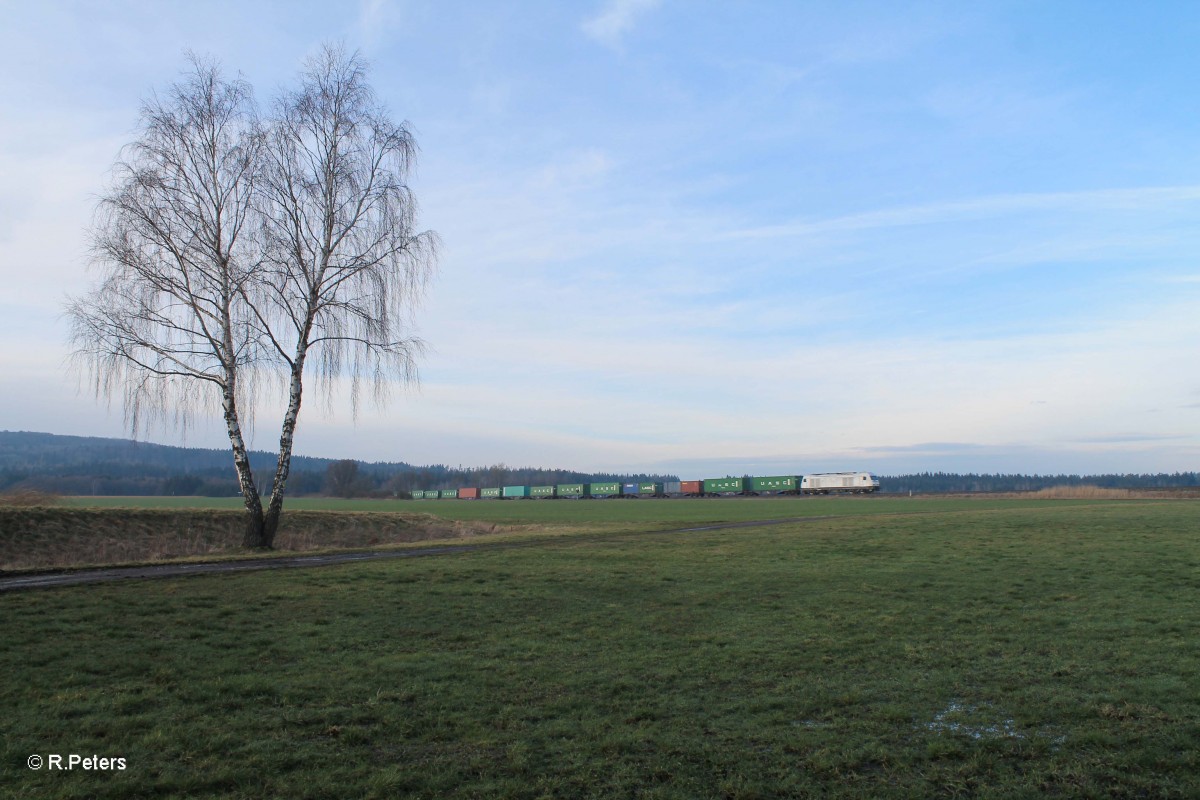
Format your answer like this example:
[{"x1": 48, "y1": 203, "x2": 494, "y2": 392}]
[
  {"x1": 0, "y1": 432, "x2": 672, "y2": 498},
  {"x1": 1, "y1": 431, "x2": 1196, "y2": 497},
  {"x1": 880, "y1": 471, "x2": 1200, "y2": 494}
]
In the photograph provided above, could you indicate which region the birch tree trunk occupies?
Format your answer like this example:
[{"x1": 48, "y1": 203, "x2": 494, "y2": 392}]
[
  {"x1": 262, "y1": 355, "x2": 306, "y2": 546},
  {"x1": 254, "y1": 44, "x2": 437, "y2": 547},
  {"x1": 67, "y1": 47, "x2": 436, "y2": 552}
]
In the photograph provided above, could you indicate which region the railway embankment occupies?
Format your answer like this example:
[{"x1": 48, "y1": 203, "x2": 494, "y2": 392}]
[{"x1": 0, "y1": 506, "x2": 497, "y2": 572}]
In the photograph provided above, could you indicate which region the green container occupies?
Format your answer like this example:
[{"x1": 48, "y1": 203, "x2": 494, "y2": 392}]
[
  {"x1": 751, "y1": 475, "x2": 799, "y2": 493},
  {"x1": 481, "y1": 487, "x2": 501, "y2": 499},
  {"x1": 503, "y1": 485, "x2": 530, "y2": 498},
  {"x1": 411, "y1": 490, "x2": 427, "y2": 499},
  {"x1": 556, "y1": 483, "x2": 588, "y2": 497},
  {"x1": 703, "y1": 477, "x2": 748, "y2": 494},
  {"x1": 439, "y1": 489, "x2": 458, "y2": 499},
  {"x1": 530, "y1": 485, "x2": 557, "y2": 498},
  {"x1": 591, "y1": 481, "x2": 621, "y2": 496},
  {"x1": 638, "y1": 482, "x2": 664, "y2": 495}
]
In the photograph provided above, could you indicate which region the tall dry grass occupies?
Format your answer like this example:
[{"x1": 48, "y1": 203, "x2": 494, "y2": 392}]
[
  {"x1": 0, "y1": 508, "x2": 500, "y2": 571},
  {"x1": 0, "y1": 489, "x2": 63, "y2": 507},
  {"x1": 1031, "y1": 485, "x2": 1134, "y2": 499}
]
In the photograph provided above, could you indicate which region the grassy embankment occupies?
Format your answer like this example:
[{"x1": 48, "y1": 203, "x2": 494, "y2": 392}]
[
  {"x1": 2, "y1": 500, "x2": 1198, "y2": 798},
  {"x1": 0, "y1": 506, "x2": 501, "y2": 571},
  {"x1": 1, "y1": 494, "x2": 1139, "y2": 571}
]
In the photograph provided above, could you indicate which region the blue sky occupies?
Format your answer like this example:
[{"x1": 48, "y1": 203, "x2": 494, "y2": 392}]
[{"x1": 2, "y1": 1, "x2": 1200, "y2": 476}]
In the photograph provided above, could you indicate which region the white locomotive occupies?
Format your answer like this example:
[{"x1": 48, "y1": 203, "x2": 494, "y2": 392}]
[{"x1": 801, "y1": 471, "x2": 880, "y2": 494}]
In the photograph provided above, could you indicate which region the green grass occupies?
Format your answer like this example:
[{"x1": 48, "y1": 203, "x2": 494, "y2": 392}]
[
  {"x1": 64, "y1": 493, "x2": 1119, "y2": 524},
  {"x1": 3, "y1": 501, "x2": 1198, "y2": 798},
  {"x1": 10, "y1": 495, "x2": 1084, "y2": 572}
]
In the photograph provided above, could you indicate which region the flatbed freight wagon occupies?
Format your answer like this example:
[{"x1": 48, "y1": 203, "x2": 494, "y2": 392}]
[
  {"x1": 703, "y1": 477, "x2": 750, "y2": 495},
  {"x1": 751, "y1": 475, "x2": 800, "y2": 494},
  {"x1": 622, "y1": 482, "x2": 664, "y2": 497}
]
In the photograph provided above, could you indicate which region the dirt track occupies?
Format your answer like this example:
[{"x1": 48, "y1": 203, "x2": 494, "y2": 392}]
[{"x1": 0, "y1": 516, "x2": 832, "y2": 592}]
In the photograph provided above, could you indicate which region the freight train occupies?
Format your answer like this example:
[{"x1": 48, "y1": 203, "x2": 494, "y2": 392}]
[{"x1": 413, "y1": 471, "x2": 879, "y2": 499}]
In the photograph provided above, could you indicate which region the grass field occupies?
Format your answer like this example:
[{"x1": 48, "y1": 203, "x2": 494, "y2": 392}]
[
  {"x1": 60, "y1": 492, "x2": 1124, "y2": 523},
  {"x1": 4, "y1": 495, "x2": 1139, "y2": 571},
  {"x1": 3, "y1": 499, "x2": 1199, "y2": 798}
]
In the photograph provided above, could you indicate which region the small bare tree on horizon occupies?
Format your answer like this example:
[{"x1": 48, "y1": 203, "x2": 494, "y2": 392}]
[{"x1": 67, "y1": 45, "x2": 438, "y2": 548}]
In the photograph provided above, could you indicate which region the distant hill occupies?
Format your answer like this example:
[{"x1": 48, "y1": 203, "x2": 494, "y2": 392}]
[
  {"x1": 0, "y1": 431, "x2": 674, "y2": 497},
  {"x1": 1, "y1": 431, "x2": 1196, "y2": 497},
  {"x1": 0, "y1": 430, "x2": 332, "y2": 473}
]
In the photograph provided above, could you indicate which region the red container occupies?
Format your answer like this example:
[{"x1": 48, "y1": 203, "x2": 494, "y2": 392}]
[
  {"x1": 681, "y1": 480, "x2": 703, "y2": 495},
  {"x1": 458, "y1": 487, "x2": 480, "y2": 499}
]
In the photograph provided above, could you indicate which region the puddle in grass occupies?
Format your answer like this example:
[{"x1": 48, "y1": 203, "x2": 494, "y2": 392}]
[
  {"x1": 926, "y1": 701, "x2": 1024, "y2": 740},
  {"x1": 786, "y1": 701, "x2": 1067, "y2": 748},
  {"x1": 923, "y1": 700, "x2": 1066, "y2": 747}
]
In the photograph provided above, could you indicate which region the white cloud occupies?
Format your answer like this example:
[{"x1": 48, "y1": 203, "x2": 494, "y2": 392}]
[{"x1": 581, "y1": 0, "x2": 662, "y2": 48}]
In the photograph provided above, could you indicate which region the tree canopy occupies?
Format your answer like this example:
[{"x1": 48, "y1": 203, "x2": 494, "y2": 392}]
[{"x1": 67, "y1": 45, "x2": 437, "y2": 547}]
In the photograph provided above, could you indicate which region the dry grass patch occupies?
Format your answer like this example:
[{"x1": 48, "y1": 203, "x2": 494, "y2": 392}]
[
  {"x1": 1031, "y1": 485, "x2": 1136, "y2": 499},
  {"x1": 0, "y1": 507, "x2": 501, "y2": 571},
  {"x1": 0, "y1": 489, "x2": 63, "y2": 507}
]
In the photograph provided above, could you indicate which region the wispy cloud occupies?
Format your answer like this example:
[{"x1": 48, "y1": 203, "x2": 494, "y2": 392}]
[
  {"x1": 533, "y1": 148, "x2": 614, "y2": 189},
  {"x1": 355, "y1": 0, "x2": 406, "y2": 51},
  {"x1": 581, "y1": 0, "x2": 661, "y2": 48},
  {"x1": 721, "y1": 185, "x2": 1200, "y2": 242}
]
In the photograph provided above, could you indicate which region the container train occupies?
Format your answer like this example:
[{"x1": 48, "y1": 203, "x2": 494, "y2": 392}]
[{"x1": 413, "y1": 471, "x2": 879, "y2": 499}]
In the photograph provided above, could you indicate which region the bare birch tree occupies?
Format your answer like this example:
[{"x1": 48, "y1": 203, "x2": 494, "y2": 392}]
[
  {"x1": 68, "y1": 46, "x2": 437, "y2": 549},
  {"x1": 251, "y1": 44, "x2": 437, "y2": 547},
  {"x1": 67, "y1": 56, "x2": 271, "y2": 544}
]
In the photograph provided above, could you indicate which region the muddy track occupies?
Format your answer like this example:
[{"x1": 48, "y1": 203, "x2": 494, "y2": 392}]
[{"x1": 0, "y1": 516, "x2": 835, "y2": 592}]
